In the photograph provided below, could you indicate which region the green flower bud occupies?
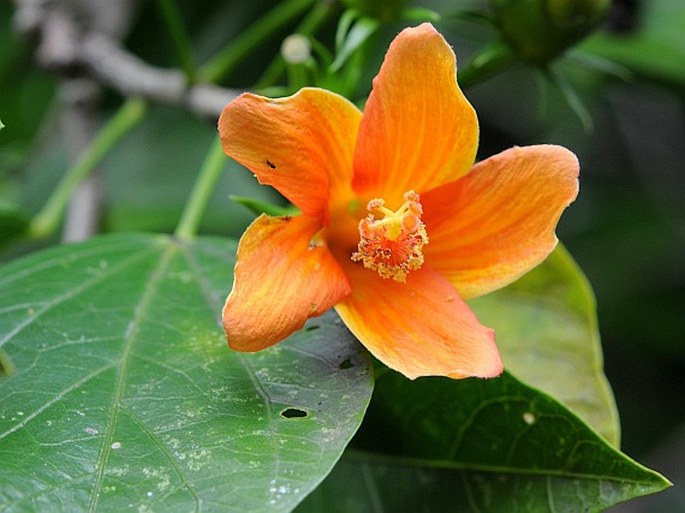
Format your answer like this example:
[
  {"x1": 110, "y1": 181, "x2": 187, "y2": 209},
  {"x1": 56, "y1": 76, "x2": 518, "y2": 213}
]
[
  {"x1": 341, "y1": 0, "x2": 409, "y2": 22},
  {"x1": 490, "y1": 0, "x2": 611, "y2": 64}
]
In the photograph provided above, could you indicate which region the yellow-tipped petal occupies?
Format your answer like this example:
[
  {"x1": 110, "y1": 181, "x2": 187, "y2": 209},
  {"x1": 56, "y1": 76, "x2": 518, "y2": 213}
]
[
  {"x1": 224, "y1": 214, "x2": 351, "y2": 351},
  {"x1": 219, "y1": 88, "x2": 362, "y2": 217},
  {"x1": 422, "y1": 145, "x2": 580, "y2": 299},
  {"x1": 352, "y1": 23, "x2": 479, "y2": 206},
  {"x1": 335, "y1": 260, "x2": 502, "y2": 380}
]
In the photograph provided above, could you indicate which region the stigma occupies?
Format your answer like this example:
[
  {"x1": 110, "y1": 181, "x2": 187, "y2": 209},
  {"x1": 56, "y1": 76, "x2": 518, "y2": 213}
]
[{"x1": 351, "y1": 190, "x2": 429, "y2": 282}]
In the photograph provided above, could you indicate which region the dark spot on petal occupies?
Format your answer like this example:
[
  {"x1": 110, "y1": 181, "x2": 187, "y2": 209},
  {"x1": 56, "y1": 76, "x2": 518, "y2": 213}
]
[
  {"x1": 281, "y1": 407, "x2": 308, "y2": 419},
  {"x1": 339, "y1": 358, "x2": 354, "y2": 370},
  {"x1": 266, "y1": 159, "x2": 276, "y2": 169}
]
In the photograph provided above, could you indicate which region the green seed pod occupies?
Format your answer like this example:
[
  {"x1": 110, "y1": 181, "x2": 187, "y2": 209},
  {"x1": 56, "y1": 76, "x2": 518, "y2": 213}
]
[
  {"x1": 490, "y1": 0, "x2": 611, "y2": 64},
  {"x1": 341, "y1": 0, "x2": 409, "y2": 22}
]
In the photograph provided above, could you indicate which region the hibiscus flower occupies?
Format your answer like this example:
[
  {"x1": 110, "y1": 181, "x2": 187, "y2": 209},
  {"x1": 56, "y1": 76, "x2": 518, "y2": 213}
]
[{"x1": 218, "y1": 23, "x2": 579, "y2": 379}]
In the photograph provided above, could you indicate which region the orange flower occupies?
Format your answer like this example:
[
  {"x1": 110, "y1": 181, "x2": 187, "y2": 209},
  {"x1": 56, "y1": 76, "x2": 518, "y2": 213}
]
[{"x1": 218, "y1": 23, "x2": 579, "y2": 380}]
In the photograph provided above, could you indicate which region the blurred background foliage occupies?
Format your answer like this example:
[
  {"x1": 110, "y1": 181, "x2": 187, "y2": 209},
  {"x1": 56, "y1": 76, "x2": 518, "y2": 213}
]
[{"x1": 1, "y1": 0, "x2": 683, "y2": 510}]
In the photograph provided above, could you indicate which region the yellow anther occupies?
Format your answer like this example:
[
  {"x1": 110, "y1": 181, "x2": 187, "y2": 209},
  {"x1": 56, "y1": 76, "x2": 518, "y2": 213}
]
[{"x1": 351, "y1": 190, "x2": 429, "y2": 282}]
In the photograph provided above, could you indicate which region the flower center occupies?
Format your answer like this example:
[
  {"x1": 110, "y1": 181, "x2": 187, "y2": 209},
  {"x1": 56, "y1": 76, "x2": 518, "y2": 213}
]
[{"x1": 351, "y1": 190, "x2": 429, "y2": 282}]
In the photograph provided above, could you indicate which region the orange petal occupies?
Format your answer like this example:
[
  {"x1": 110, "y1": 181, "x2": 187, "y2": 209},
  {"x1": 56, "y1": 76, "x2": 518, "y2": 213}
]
[
  {"x1": 224, "y1": 214, "x2": 351, "y2": 351},
  {"x1": 422, "y1": 145, "x2": 580, "y2": 299},
  {"x1": 335, "y1": 260, "x2": 502, "y2": 380},
  {"x1": 352, "y1": 23, "x2": 479, "y2": 206},
  {"x1": 218, "y1": 88, "x2": 362, "y2": 217}
]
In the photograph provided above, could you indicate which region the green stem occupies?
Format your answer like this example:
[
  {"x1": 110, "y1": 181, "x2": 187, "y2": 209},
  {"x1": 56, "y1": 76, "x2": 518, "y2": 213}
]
[
  {"x1": 174, "y1": 137, "x2": 226, "y2": 240},
  {"x1": 255, "y1": 0, "x2": 338, "y2": 90},
  {"x1": 199, "y1": 0, "x2": 316, "y2": 84},
  {"x1": 156, "y1": 0, "x2": 197, "y2": 84},
  {"x1": 299, "y1": 0, "x2": 338, "y2": 35},
  {"x1": 29, "y1": 98, "x2": 147, "y2": 240},
  {"x1": 286, "y1": 62, "x2": 308, "y2": 90}
]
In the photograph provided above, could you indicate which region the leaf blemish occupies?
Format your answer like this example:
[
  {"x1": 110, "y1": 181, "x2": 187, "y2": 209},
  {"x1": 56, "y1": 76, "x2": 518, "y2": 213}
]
[
  {"x1": 0, "y1": 350, "x2": 15, "y2": 377},
  {"x1": 523, "y1": 412, "x2": 536, "y2": 425},
  {"x1": 280, "y1": 407, "x2": 308, "y2": 419},
  {"x1": 339, "y1": 358, "x2": 354, "y2": 370}
]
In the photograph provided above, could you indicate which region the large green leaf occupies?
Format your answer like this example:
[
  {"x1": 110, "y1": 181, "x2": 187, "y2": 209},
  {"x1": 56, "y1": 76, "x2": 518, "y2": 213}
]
[
  {"x1": 297, "y1": 245, "x2": 669, "y2": 511},
  {"x1": 0, "y1": 234, "x2": 373, "y2": 512},
  {"x1": 298, "y1": 372, "x2": 669, "y2": 512},
  {"x1": 470, "y1": 245, "x2": 620, "y2": 445}
]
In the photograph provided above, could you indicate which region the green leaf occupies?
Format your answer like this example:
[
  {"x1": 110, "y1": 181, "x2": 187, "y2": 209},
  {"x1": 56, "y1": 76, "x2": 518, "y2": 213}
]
[
  {"x1": 581, "y1": 0, "x2": 685, "y2": 85},
  {"x1": 299, "y1": 373, "x2": 670, "y2": 512},
  {"x1": 230, "y1": 195, "x2": 299, "y2": 217},
  {"x1": 330, "y1": 16, "x2": 380, "y2": 72},
  {"x1": 470, "y1": 245, "x2": 620, "y2": 446},
  {"x1": 0, "y1": 234, "x2": 373, "y2": 512},
  {"x1": 545, "y1": 67, "x2": 594, "y2": 133},
  {"x1": 400, "y1": 7, "x2": 441, "y2": 23}
]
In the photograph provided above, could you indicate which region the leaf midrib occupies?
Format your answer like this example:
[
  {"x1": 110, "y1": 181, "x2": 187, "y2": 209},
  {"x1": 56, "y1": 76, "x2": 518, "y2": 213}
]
[
  {"x1": 344, "y1": 450, "x2": 665, "y2": 485},
  {"x1": 86, "y1": 239, "x2": 201, "y2": 512}
]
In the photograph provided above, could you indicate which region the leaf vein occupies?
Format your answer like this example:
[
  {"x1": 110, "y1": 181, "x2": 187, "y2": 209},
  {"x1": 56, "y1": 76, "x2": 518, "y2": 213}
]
[
  {"x1": 123, "y1": 407, "x2": 202, "y2": 512},
  {"x1": 0, "y1": 244, "x2": 161, "y2": 350},
  {"x1": 0, "y1": 364, "x2": 112, "y2": 442}
]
